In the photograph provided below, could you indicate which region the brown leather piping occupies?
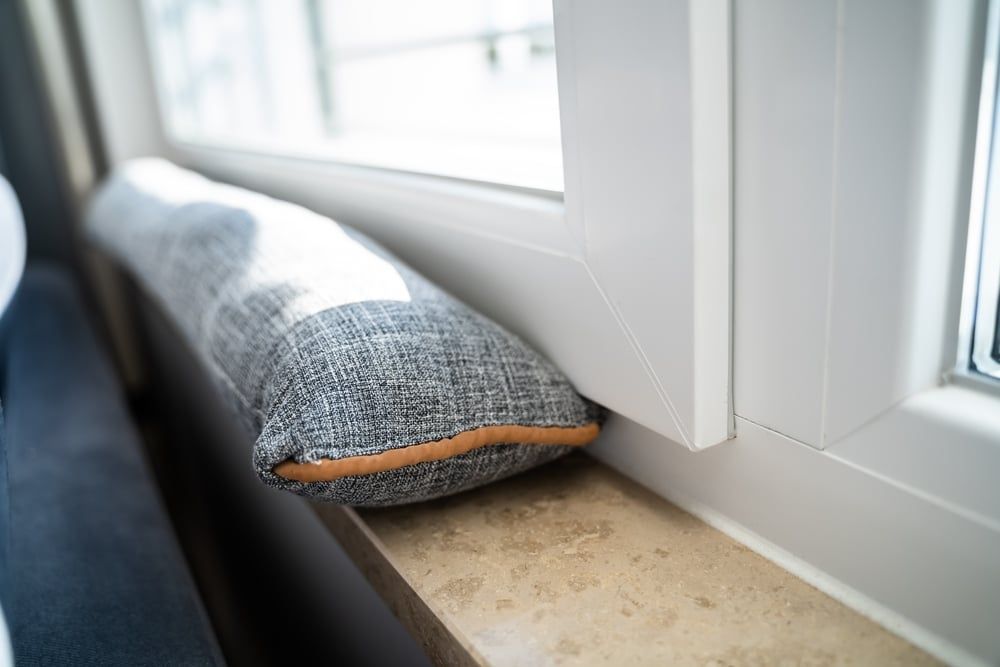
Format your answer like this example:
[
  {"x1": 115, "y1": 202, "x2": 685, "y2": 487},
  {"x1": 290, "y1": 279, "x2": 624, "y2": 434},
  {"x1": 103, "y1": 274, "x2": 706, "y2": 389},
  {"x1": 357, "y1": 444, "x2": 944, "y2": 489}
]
[{"x1": 272, "y1": 422, "x2": 601, "y2": 483}]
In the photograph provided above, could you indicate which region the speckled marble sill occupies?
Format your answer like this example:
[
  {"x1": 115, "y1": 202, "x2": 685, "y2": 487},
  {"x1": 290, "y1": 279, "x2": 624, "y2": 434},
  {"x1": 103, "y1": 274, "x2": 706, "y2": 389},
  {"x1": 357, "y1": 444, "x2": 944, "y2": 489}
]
[{"x1": 308, "y1": 453, "x2": 937, "y2": 666}]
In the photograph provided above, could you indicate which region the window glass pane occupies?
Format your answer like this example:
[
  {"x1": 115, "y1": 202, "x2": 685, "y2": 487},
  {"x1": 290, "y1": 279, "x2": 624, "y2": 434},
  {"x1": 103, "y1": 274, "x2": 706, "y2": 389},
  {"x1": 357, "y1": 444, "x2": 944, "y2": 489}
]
[{"x1": 144, "y1": 0, "x2": 562, "y2": 191}]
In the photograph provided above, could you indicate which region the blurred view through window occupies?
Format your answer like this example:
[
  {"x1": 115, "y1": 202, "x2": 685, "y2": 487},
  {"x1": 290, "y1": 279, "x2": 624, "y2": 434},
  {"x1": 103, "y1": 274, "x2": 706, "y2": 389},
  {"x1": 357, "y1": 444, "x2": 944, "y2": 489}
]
[{"x1": 144, "y1": 0, "x2": 563, "y2": 191}]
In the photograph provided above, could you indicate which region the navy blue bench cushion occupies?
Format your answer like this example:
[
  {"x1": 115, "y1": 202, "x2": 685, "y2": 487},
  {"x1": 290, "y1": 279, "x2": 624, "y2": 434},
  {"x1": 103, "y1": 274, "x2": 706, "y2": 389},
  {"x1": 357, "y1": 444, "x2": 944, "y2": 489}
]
[{"x1": 0, "y1": 265, "x2": 223, "y2": 666}]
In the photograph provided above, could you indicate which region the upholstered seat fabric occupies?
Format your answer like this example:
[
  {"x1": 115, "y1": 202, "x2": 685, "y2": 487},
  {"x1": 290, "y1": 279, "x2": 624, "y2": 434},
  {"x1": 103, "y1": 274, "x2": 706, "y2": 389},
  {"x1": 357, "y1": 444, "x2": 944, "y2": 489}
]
[{"x1": 0, "y1": 265, "x2": 223, "y2": 665}]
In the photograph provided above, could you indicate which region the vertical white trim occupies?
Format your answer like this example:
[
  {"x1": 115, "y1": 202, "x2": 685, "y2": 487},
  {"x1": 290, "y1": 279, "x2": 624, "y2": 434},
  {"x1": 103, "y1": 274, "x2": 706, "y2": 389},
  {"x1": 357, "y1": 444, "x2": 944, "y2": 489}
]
[{"x1": 690, "y1": 0, "x2": 734, "y2": 444}]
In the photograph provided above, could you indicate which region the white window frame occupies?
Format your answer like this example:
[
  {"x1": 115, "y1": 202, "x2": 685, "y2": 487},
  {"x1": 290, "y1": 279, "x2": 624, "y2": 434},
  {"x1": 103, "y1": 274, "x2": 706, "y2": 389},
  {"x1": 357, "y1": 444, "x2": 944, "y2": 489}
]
[{"x1": 75, "y1": 0, "x2": 735, "y2": 451}]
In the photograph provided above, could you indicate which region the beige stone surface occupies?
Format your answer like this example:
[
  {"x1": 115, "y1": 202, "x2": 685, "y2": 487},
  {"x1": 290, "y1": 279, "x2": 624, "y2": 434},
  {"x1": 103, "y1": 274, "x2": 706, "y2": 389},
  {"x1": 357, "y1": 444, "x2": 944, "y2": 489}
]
[{"x1": 311, "y1": 453, "x2": 938, "y2": 666}]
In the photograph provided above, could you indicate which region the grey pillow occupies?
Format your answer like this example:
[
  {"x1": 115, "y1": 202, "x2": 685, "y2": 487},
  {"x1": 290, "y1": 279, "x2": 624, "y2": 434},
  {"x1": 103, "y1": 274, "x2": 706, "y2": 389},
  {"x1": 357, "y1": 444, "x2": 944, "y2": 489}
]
[{"x1": 86, "y1": 160, "x2": 603, "y2": 506}]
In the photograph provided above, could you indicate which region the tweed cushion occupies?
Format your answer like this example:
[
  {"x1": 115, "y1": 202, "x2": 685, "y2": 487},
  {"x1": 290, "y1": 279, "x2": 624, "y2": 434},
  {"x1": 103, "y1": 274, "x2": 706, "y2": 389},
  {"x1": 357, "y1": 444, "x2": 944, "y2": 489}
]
[{"x1": 86, "y1": 159, "x2": 603, "y2": 506}]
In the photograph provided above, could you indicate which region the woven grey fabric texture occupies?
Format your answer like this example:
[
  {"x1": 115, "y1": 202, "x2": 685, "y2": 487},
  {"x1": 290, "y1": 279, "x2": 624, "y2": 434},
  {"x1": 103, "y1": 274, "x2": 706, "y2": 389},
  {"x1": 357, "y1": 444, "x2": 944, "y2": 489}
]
[{"x1": 86, "y1": 159, "x2": 602, "y2": 506}]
